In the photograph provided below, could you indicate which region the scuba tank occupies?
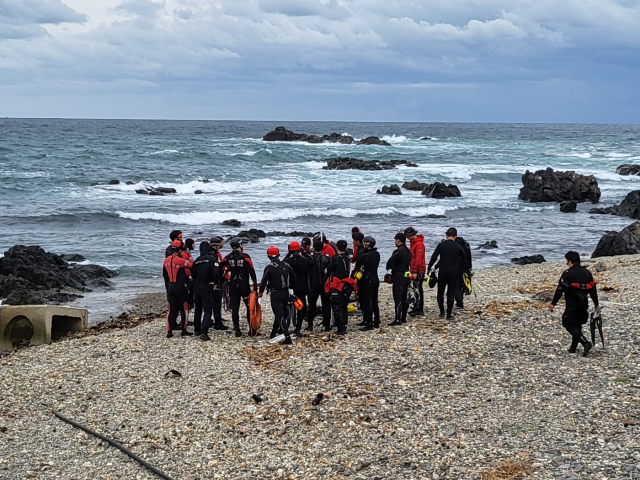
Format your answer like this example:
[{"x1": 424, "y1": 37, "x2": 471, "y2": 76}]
[{"x1": 354, "y1": 266, "x2": 364, "y2": 281}]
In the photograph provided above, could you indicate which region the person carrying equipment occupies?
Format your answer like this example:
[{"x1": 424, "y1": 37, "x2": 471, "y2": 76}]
[
  {"x1": 192, "y1": 241, "x2": 223, "y2": 341},
  {"x1": 455, "y1": 234, "x2": 473, "y2": 307},
  {"x1": 165, "y1": 230, "x2": 183, "y2": 257},
  {"x1": 219, "y1": 238, "x2": 257, "y2": 337},
  {"x1": 162, "y1": 240, "x2": 194, "y2": 338},
  {"x1": 354, "y1": 236, "x2": 380, "y2": 330},
  {"x1": 427, "y1": 228, "x2": 469, "y2": 319},
  {"x1": 549, "y1": 251, "x2": 599, "y2": 357},
  {"x1": 208, "y1": 236, "x2": 228, "y2": 330},
  {"x1": 325, "y1": 240, "x2": 355, "y2": 335},
  {"x1": 259, "y1": 246, "x2": 298, "y2": 344},
  {"x1": 309, "y1": 239, "x2": 332, "y2": 331},
  {"x1": 284, "y1": 241, "x2": 314, "y2": 337},
  {"x1": 386, "y1": 232, "x2": 412, "y2": 326},
  {"x1": 405, "y1": 227, "x2": 426, "y2": 317}
]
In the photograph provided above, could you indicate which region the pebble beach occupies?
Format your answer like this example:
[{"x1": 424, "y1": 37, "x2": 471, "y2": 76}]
[{"x1": 1, "y1": 255, "x2": 640, "y2": 480}]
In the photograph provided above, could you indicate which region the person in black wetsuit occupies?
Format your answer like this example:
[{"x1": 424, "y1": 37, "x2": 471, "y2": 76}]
[
  {"x1": 386, "y1": 232, "x2": 412, "y2": 326},
  {"x1": 427, "y1": 228, "x2": 469, "y2": 319},
  {"x1": 455, "y1": 235, "x2": 473, "y2": 308},
  {"x1": 309, "y1": 239, "x2": 331, "y2": 331},
  {"x1": 550, "y1": 251, "x2": 599, "y2": 356},
  {"x1": 219, "y1": 238, "x2": 257, "y2": 337},
  {"x1": 284, "y1": 241, "x2": 314, "y2": 337},
  {"x1": 192, "y1": 241, "x2": 223, "y2": 341},
  {"x1": 165, "y1": 230, "x2": 182, "y2": 257},
  {"x1": 355, "y1": 236, "x2": 380, "y2": 331},
  {"x1": 208, "y1": 236, "x2": 228, "y2": 330},
  {"x1": 325, "y1": 240, "x2": 351, "y2": 335},
  {"x1": 259, "y1": 246, "x2": 298, "y2": 344}
]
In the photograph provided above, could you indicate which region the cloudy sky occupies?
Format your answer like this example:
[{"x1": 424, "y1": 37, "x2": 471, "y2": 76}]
[{"x1": 1, "y1": 0, "x2": 639, "y2": 122}]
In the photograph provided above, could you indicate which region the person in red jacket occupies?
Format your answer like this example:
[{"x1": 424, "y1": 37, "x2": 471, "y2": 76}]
[
  {"x1": 315, "y1": 233, "x2": 335, "y2": 259},
  {"x1": 163, "y1": 240, "x2": 195, "y2": 338},
  {"x1": 405, "y1": 227, "x2": 426, "y2": 316}
]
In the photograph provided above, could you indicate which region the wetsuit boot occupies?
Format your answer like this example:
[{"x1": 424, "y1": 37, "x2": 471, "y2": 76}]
[
  {"x1": 568, "y1": 338, "x2": 578, "y2": 353},
  {"x1": 446, "y1": 298, "x2": 455, "y2": 320},
  {"x1": 579, "y1": 335, "x2": 592, "y2": 357}
]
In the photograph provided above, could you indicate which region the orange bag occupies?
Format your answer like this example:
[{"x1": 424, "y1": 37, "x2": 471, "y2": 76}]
[{"x1": 248, "y1": 291, "x2": 262, "y2": 336}]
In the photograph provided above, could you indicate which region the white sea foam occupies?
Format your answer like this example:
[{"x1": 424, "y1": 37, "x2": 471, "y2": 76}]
[
  {"x1": 380, "y1": 134, "x2": 408, "y2": 144},
  {"x1": 604, "y1": 152, "x2": 632, "y2": 158},
  {"x1": 224, "y1": 149, "x2": 264, "y2": 157},
  {"x1": 148, "y1": 149, "x2": 182, "y2": 155},
  {"x1": 101, "y1": 178, "x2": 277, "y2": 195},
  {"x1": 567, "y1": 153, "x2": 592, "y2": 159}
]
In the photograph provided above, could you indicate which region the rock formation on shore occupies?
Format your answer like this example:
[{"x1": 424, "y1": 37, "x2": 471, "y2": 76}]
[
  {"x1": 421, "y1": 182, "x2": 461, "y2": 199},
  {"x1": 311, "y1": 157, "x2": 417, "y2": 170},
  {"x1": 511, "y1": 254, "x2": 546, "y2": 265},
  {"x1": 377, "y1": 184, "x2": 402, "y2": 195},
  {"x1": 616, "y1": 164, "x2": 640, "y2": 176},
  {"x1": 0, "y1": 245, "x2": 117, "y2": 305},
  {"x1": 264, "y1": 126, "x2": 391, "y2": 145},
  {"x1": 519, "y1": 168, "x2": 601, "y2": 203},
  {"x1": 590, "y1": 191, "x2": 640, "y2": 219},
  {"x1": 592, "y1": 222, "x2": 640, "y2": 258},
  {"x1": 478, "y1": 241, "x2": 499, "y2": 249}
]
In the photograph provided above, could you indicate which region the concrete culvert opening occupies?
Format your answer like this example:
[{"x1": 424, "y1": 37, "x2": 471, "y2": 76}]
[
  {"x1": 51, "y1": 315, "x2": 85, "y2": 340},
  {"x1": 5, "y1": 315, "x2": 34, "y2": 348}
]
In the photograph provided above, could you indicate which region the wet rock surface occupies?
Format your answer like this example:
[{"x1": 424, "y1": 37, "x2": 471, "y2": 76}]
[
  {"x1": 616, "y1": 164, "x2": 640, "y2": 176},
  {"x1": 312, "y1": 157, "x2": 418, "y2": 170},
  {"x1": 134, "y1": 186, "x2": 177, "y2": 195},
  {"x1": 0, "y1": 245, "x2": 117, "y2": 305},
  {"x1": 560, "y1": 201, "x2": 577, "y2": 213},
  {"x1": 519, "y1": 168, "x2": 601, "y2": 203},
  {"x1": 592, "y1": 222, "x2": 640, "y2": 258},
  {"x1": 401, "y1": 180, "x2": 428, "y2": 191},
  {"x1": 590, "y1": 191, "x2": 640, "y2": 220},
  {"x1": 511, "y1": 254, "x2": 546, "y2": 265},
  {"x1": 421, "y1": 182, "x2": 462, "y2": 199},
  {"x1": 377, "y1": 184, "x2": 402, "y2": 195},
  {"x1": 2, "y1": 255, "x2": 640, "y2": 479},
  {"x1": 264, "y1": 126, "x2": 391, "y2": 145},
  {"x1": 478, "y1": 240, "x2": 499, "y2": 249}
]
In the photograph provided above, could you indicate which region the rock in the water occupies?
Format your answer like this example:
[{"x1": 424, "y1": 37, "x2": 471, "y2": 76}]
[
  {"x1": 421, "y1": 182, "x2": 461, "y2": 199},
  {"x1": 236, "y1": 229, "x2": 266, "y2": 243},
  {"x1": 315, "y1": 157, "x2": 417, "y2": 170},
  {"x1": 108, "y1": 180, "x2": 120, "y2": 185},
  {"x1": 560, "y1": 201, "x2": 577, "y2": 213},
  {"x1": 402, "y1": 180, "x2": 428, "y2": 191},
  {"x1": 377, "y1": 184, "x2": 402, "y2": 195},
  {"x1": 222, "y1": 219, "x2": 242, "y2": 227},
  {"x1": 154, "y1": 187, "x2": 177, "y2": 194},
  {"x1": 478, "y1": 241, "x2": 498, "y2": 249},
  {"x1": 0, "y1": 245, "x2": 117, "y2": 305},
  {"x1": 616, "y1": 164, "x2": 640, "y2": 176},
  {"x1": 126, "y1": 181, "x2": 135, "y2": 185},
  {"x1": 90, "y1": 182, "x2": 99, "y2": 186},
  {"x1": 589, "y1": 191, "x2": 640, "y2": 219},
  {"x1": 263, "y1": 126, "x2": 390, "y2": 145},
  {"x1": 148, "y1": 190, "x2": 164, "y2": 196},
  {"x1": 135, "y1": 189, "x2": 149, "y2": 194},
  {"x1": 422, "y1": 214, "x2": 447, "y2": 219},
  {"x1": 61, "y1": 254, "x2": 86, "y2": 262},
  {"x1": 511, "y1": 255, "x2": 546, "y2": 265},
  {"x1": 419, "y1": 136, "x2": 431, "y2": 140},
  {"x1": 194, "y1": 190, "x2": 204, "y2": 194},
  {"x1": 519, "y1": 168, "x2": 600, "y2": 203},
  {"x1": 265, "y1": 231, "x2": 317, "y2": 237},
  {"x1": 592, "y1": 222, "x2": 640, "y2": 258}
]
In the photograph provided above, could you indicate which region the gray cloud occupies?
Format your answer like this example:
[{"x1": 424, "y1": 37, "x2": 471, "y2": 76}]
[{"x1": 0, "y1": 0, "x2": 86, "y2": 39}]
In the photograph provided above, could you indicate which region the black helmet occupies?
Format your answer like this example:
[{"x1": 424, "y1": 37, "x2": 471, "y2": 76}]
[
  {"x1": 229, "y1": 237, "x2": 243, "y2": 249},
  {"x1": 209, "y1": 236, "x2": 223, "y2": 246},
  {"x1": 404, "y1": 227, "x2": 418, "y2": 237},
  {"x1": 363, "y1": 235, "x2": 376, "y2": 247}
]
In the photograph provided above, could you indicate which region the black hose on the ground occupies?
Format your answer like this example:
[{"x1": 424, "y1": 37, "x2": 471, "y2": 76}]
[{"x1": 52, "y1": 411, "x2": 176, "y2": 480}]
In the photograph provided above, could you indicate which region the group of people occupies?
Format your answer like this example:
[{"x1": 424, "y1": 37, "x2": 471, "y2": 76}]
[{"x1": 162, "y1": 226, "x2": 474, "y2": 343}]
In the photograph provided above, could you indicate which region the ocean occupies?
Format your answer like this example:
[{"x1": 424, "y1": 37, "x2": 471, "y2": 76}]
[{"x1": 1, "y1": 119, "x2": 638, "y2": 320}]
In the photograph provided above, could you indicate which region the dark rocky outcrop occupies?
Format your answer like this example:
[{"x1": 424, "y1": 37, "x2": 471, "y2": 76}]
[
  {"x1": 126, "y1": 181, "x2": 135, "y2": 185},
  {"x1": 402, "y1": 180, "x2": 428, "y2": 191},
  {"x1": 511, "y1": 254, "x2": 546, "y2": 265},
  {"x1": 222, "y1": 219, "x2": 242, "y2": 227},
  {"x1": 590, "y1": 191, "x2": 640, "y2": 219},
  {"x1": 560, "y1": 201, "x2": 577, "y2": 213},
  {"x1": 519, "y1": 168, "x2": 600, "y2": 203},
  {"x1": 312, "y1": 157, "x2": 417, "y2": 170},
  {"x1": 263, "y1": 126, "x2": 391, "y2": 146},
  {"x1": 419, "y1": 137, "x2": 432, "y2": 140},
  {"x1": 194, "y1": 190, "x2": 204, "y2": 194},
  {"x1": 265, "y1": 231, "x2": 318, "y2": 238},
  {"x1": 235, "y1": 229, "x2": 266, "y2": 243},
  {"x1": 61, "y1": 254, "x2": 86, "y2": 262},
  {"x1": 0, "y1": 245, "x2": 117, "y2": 305},
  {"x1": 108, "y1": 180, "x2": 120, "y2": 185},
  {"x1": 135, "y1": 186, "x2": 177, "y2": 195},
  {"x1": 478, "y1": 241, "x2": 499, "y2": 249},
  {"x1": 135, "y1": 189, "x2": 149, "y2": 194},
  {"x1": 377, "y1": 184, "x2": 402, "y2": 195},
  {"x1": 422, "y1": 214, "x2": 447, "y2": 219},
  {"x1": 90, "y1": 182, "x2": 99, "y2": 187},
  {"x1": 421, "y1": 182, "x2": 461, "y2": 199},
  {"x1": 616, "y1": 165, "x2": 640, "y2": 176},
  {"x1": 592, "y1": 222, "x2": 640, "y2": 258}
]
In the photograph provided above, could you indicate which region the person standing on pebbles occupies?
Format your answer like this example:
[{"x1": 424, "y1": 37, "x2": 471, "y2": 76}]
[
  {"x1": 404, "y1": 227, "x2": 426, "y2": 317},
  {"x1": 386, "y1": 232, "x2": 412, "y2": 326},
  {"x1": 427, "y1": 228, "x2": 468, "y2": 320},
  {"x1": 325, "y1": 240, "x2": 354, "y2": 335},
  {"x1": 549, "y1": 251, "x2": 599, "y2": 357},
  {"x1": 219, "y1": 238, "x2": 257, "y2": 337},
  {"x1": 354, "y1": 236, "x2": 380, "y2": 330}
]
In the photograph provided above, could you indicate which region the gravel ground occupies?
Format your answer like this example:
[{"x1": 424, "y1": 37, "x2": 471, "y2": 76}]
[{"x1": 1, "y1": 255, "x2": 640, "y2": 480}]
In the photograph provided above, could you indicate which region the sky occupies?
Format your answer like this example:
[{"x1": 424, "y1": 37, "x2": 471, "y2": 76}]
[{"x1": 1, "y1": 0, "x2": 640, "y2": 122}]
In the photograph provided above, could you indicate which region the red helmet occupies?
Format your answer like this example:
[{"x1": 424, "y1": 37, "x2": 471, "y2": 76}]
[
  {"x1": 171, "y1": 239, "x2": 183, "y2": 248},
  {"x1": 288, "y1": 241, "x2": 301, "y2": 251},
  {"x1": 267, "y1": 246, "x2": 280, "y2": 257}
]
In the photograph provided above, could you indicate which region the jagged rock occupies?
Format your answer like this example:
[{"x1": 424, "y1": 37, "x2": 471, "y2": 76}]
[
  {"x1": 313, "y1": 157, "x2": 417, "y2": 170},
  {"x1": 108, "y1": 180, "x2": 120, "y2": 185},
  {"x1": 90, "y1": 182, "x2": 99, "y2": 187},
  {"x1": 126, "y1": 181, "x2": 135, "y2": 185},
  {"x1": 263, "y1": 126, "x2": 390, "y2": 145},
  {"x1": 402, "y1": 180, "x2": 428, "y2": 191},
  {"x1": 421, "y1": 182, "x2": 461, "y2": 199},
  {"x1": 422, "y1": 214, "x2": 447, "y2": 219},
  {"x1": 135, "y1": 189, "x2": 149, "y2": 194},
  {"x1": 61, "y1": 254, "x2": 86, "y2": 262},
  {"x1": 0, "y1": 245, "x2": 117, "y2": 305},
  {"x1": 519, "y1": 168, "x2": 600, "y2": 203},
  {"x1": 590, "y1": 191, "x2": 640, "y2": 219},
  {"x1": 235, "y1": 229, "x2": 267, "y2": 243},
  {"x1": 592, "y1": 222, "x2": 640, "y2": 258},
  {"x1": 560, "y1": 201, "x2": 577, "y2": 213},
  {"x1": 222, "y1": 219, "x2": 242, "y2": 227},
  {"x1": 194, "y1": 190, "x2": 204, "y2": 194},
  {"x1": 420, "y1": 137, "x2": 432, "y2": 140},
  {"x1": 377, "y1": 184, "x2": 402, "y2": 195},
  {"x1": 478, "y1": 241, "x2": 499, "y2": 250},
  {"x1": 154, "y1": 187, "x2": 177, "y2": 194},
  {"x1": 511, "y1": 255, "x2": 546, "y2": 265},
  {"x1": 148, "y1": 191, "x2": 164, "y2": 196},
  {"x1": 616, "y1": 164, "x2": 640, "y2": 176}
]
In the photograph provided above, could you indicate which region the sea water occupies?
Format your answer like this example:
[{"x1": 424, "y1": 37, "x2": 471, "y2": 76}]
[{"x1": 1, "y1": 119, "x2": 639, "y2": 319}]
